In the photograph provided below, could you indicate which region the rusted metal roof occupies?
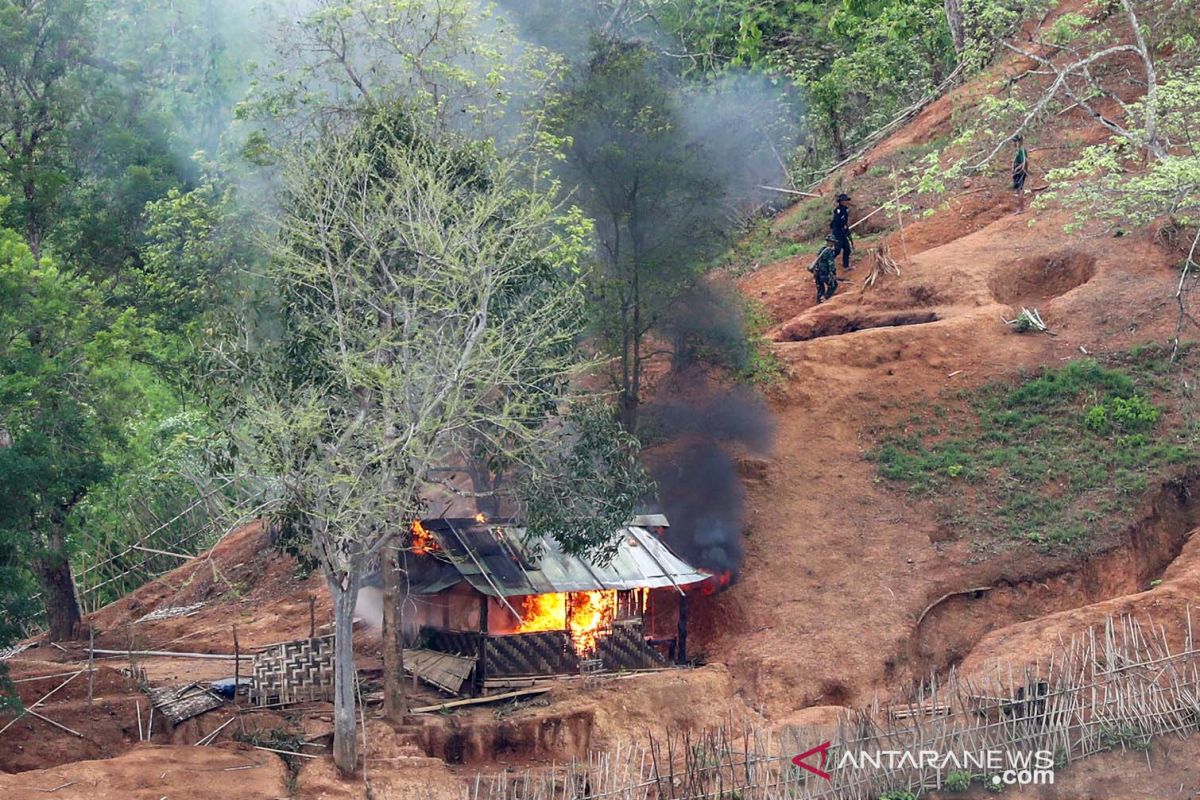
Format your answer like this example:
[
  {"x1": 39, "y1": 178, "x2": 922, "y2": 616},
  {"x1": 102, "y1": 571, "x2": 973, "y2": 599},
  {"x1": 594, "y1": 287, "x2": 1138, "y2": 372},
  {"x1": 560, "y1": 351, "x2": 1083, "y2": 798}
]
[{"x1": 409, "y1": 518, "x2": 708, "y2": 597}]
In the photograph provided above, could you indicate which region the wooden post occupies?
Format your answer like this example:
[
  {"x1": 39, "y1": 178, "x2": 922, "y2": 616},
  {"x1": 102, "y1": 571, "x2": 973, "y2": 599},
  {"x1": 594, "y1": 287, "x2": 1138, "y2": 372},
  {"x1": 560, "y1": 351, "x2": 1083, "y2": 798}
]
[
  {"x1": 676, "y1": 594, "x2": 689, "y2": 666},
  {"x1": 476, "y1": 595, "x2": 489, "y2": 696},
  {"x1": 233, "y1": 625, "x2": 240, "y2": 704},
  {"x1": 127, "y1": 630, "x2": 138, "y2": 686},
  {"x1": 383, "y1": 541, "x2": 408, "y2": 721},
  {"x1": 86, "y1": 628, "x2": 95, "y2": 707},
  {"x1": 309, "y1": 596, "x2": 316, "y2": 639}
]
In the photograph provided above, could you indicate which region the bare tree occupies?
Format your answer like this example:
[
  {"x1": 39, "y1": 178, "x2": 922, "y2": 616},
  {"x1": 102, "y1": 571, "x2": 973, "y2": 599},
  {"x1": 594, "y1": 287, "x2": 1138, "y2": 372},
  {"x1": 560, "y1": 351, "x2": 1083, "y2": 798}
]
[
  {"x1": 221, "y1": 110, "x2": 588, "y2": 773},
  {"x1": 974, "y1": 0, "x2": 1165, "y2": 168}
]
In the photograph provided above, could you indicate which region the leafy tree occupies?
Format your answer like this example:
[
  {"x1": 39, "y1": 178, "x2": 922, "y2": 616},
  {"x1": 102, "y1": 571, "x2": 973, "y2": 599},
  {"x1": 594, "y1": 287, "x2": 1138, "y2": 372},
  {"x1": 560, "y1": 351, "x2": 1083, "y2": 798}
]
[
  {"x1": 237, "y1": 0, "x2": 559, "y2": 152},
  {"x1": 519, "y1": 399, "x2": 656, "y2": 560},
  {"x1": 0, "y1": 0, "x2": 90, "y2": 254},
  {"x1": 0, "y1": 205, "x2": 154, "y2": 640},
  {"x1": 219, "y1": 108, "x2": 638, "y2": 772},
  {"x1": 549, "y1": 41, "x2": 734, "y2": 432}
]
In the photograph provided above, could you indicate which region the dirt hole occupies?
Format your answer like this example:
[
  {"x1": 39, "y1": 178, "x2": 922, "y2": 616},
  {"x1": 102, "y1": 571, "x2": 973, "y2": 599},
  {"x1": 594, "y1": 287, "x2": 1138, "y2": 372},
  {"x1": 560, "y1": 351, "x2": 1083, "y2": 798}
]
[
  {"x1": 989, "y1": 250, "x2": 1096, "y2": 307},
  {"x1": 783, "y1": 311, "x2": 939, "y2": 342}
]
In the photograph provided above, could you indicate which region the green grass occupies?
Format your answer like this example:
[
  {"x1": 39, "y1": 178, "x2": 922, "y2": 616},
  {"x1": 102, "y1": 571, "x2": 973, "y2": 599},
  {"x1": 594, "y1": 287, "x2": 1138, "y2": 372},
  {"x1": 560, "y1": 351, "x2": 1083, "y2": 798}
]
[{"x1": 869, "y1": 348, "x2": 1200, "y2": 553}]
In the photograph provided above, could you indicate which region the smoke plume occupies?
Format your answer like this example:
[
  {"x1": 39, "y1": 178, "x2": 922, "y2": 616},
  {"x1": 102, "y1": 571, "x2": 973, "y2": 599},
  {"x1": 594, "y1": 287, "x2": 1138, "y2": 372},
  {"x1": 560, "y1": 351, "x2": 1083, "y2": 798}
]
[{"x1": 642, "y1": 381, "x2": 773, "y2": 577}]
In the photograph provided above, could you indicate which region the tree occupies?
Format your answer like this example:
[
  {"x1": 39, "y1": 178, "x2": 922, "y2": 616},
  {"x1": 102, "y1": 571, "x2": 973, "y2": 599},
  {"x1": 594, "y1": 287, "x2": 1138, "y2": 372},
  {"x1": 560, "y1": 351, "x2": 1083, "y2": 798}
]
[
  {"x1": 219, "y1": 109, "x2": 629, "y2": 773},
  {"x1": 0, "y1": 0, "x2": 90, "y2": 254},
  {"x1": 549, "y1": 41, "x2": 732, "y2": 433},
  {"x1": 237, "y1": 0, "x2": 559, "y2": 153},
  {"x1": 0, "y1": 205, "x2": 151, "y2": 640}
]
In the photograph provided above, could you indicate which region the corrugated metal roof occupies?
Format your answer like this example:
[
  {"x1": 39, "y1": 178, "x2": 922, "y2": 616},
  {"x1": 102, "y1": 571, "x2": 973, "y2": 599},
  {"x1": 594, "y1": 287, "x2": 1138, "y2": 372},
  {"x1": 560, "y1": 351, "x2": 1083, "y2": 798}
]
[{"x1": 409, "y1": 519, "x2": 708, "y2": 597}]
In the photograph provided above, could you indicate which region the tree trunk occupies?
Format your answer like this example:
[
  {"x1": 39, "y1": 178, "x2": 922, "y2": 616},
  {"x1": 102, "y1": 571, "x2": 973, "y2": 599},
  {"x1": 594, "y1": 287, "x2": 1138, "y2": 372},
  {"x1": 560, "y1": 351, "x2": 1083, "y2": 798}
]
[
  {"x1": 38, "y1": 530, "x2": 82, "y2": 642},
  {"x1": 945, "y1": 0, "x2": 966, "y2": 53},
  {"x1": 329, "y1": 571, "x2": 360, "y2": 775},
  {"x1": 382, "y1": 542, "x2": 407, "y2": 722}
]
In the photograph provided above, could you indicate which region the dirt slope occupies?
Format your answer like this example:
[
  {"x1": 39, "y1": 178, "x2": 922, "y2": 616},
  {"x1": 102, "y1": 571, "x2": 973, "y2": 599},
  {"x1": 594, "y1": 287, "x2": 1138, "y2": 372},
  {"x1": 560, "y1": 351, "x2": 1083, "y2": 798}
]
[
  {"x1": 694, "y1": 0, "x2": 1196, "y2": 716},
  {"x1": 698, "y1": 203, "x2": 1184, "y2": 714}
]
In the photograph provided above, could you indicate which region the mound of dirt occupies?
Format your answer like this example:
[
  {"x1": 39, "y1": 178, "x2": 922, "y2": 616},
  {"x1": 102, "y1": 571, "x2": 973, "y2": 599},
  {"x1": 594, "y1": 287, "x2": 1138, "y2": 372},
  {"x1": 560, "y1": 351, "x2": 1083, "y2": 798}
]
[
  {"x1": 989, "y1": 250, "x2": 1097, "y2": 308},
  {"x1": 0, "y1": 745, "x2": 288, "y2": 800},
  {"x1": 84, "y1": 521, "x2": 335, "y2": 655}
]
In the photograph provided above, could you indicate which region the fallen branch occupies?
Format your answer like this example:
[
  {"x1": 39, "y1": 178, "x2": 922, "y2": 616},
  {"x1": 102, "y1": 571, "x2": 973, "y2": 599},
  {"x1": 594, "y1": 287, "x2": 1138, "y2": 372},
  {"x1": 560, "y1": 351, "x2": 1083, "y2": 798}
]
[
  {"x1": 26, "y1": 708, "x2": 86, "y2": 739},
  {"x1": 0, "y1": 669, "x2": 85, "y2": 737},
  {"x1": 197, "y1": 715, "x2": 236, "y2": 746},
  {"x1": 31, "y1": 782, "x2": 77, "y2": 793},
  {"x1": 1003, "y1": 307, "x2": 1055, "y2": 335},
  {"x1": 916, "y1": 586, "x2": 994, "y2": 629},
  {"x1": 254, "y1": 745, "x2": 320, "y2": 759}
]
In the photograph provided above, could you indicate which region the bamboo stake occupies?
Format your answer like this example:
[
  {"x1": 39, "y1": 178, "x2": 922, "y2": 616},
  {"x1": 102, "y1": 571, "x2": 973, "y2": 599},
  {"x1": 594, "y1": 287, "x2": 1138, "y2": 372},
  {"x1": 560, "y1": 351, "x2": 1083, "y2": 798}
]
[
  {"x1": 25, "y1": 708, "x2": 86, "y2": 739},
  {"x1": 0, "y1": 669, "x2": 85, "y2": 736}
]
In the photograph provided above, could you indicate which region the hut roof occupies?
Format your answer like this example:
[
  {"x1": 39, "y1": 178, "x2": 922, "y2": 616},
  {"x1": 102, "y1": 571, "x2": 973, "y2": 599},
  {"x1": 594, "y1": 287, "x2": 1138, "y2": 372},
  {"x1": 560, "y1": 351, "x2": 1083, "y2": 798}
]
[{"x1": 408, "y1": 518, "x2": 708, "y2": 597}]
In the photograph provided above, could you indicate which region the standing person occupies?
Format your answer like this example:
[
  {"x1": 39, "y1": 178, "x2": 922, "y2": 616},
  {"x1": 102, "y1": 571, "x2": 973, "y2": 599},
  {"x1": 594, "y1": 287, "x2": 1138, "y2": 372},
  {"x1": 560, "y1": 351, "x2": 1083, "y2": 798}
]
[
  {"x1": 808, "y1": 234, "x2": 839, "y2": 303},
  {"x1": 1012, "y1": 134, "x2": 1029, "y2": 213},
  {"x1": 830, "y1": 192, "x2": 853, "y2": 271}
]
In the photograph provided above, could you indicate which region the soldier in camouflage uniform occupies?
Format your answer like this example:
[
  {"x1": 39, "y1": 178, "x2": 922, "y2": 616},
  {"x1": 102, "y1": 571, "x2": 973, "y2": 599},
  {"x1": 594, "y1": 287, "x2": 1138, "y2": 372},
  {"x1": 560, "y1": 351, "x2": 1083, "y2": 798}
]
[{"x1": 808, "y1": 234, "x2": 839, "y2": 303}]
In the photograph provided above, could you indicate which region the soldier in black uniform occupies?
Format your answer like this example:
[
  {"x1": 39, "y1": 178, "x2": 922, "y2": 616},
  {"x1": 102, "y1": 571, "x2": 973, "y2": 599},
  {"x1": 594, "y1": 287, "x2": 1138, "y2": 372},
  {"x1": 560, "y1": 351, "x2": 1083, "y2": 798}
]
[
  {"x1": 830, "y1": 192, "x2": 853, "y2": 271},
  {"x1": 808, "y1": 234, "x2": 839, "y2": 303}
]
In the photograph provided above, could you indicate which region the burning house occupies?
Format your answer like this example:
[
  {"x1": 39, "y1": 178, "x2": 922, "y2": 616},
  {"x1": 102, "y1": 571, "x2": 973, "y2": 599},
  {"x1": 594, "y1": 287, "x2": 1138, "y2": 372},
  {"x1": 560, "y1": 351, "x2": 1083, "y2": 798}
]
[{"x1": 404, "y1": 515, "x2": 712, "y2": 694}]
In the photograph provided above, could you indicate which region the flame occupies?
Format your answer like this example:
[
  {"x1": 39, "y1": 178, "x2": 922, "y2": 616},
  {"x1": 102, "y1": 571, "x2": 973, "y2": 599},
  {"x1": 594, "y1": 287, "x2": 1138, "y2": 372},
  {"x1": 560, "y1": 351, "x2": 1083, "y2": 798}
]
[
  {"x1": 568, "y1": 591, "x2": 616, "y2": 656},
  {"x1": 516, "y1": 590, "x2": 617, "y2": 656},
  {"x1": 474, "y1": 512, "x2": 487, "y2": 523},
  {"x1": 516, "y1": 593, "x2": 567, "y2": 633},
  {"x1": 410, "y1": 519, "x2": 438, "y2": 555},
  {"x1": 697, "y1": 570, "x2": 733, "y2": 596}
]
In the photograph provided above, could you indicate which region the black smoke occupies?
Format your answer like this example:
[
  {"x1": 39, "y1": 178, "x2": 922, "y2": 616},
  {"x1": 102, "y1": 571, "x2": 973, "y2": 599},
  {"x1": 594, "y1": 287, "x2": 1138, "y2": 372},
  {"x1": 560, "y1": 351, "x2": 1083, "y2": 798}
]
[{"x1": 642, "y1": 382, "x2": 772, "y2": 577}]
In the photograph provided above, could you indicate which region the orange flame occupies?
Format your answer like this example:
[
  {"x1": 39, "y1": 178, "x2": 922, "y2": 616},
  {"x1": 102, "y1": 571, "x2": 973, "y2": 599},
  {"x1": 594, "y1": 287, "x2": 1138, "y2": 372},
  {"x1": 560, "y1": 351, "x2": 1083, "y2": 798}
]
[
  {"x1": 516, "y1": 593, "x2": 567, "y2": 633},
  {"x1": 516, "y1": 591, "x2": 617, "y2": 656},
  {"x1": 410, "y1": 520, "x2": 438, "y2": 555},
  {"x1": 568, "y1": 591, "x2": 616, "y2": 656},
  {"x1": 474, "y1": 512, "x2": 487, "y2": 523}
]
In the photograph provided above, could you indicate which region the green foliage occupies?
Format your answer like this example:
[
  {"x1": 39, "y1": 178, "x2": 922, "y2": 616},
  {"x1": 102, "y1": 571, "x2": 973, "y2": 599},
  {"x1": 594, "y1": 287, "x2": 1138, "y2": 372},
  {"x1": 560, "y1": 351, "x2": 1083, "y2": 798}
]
[
  {"x1": 984, "y1": 774, "x2": 1005, "y2": 793},
  {"x1": 737, "y1": 300, "x2": 786, "y2": 387},
  {"x1": 945, "y1": 769, "x2": 973, "y2": 792},
  {"x1": 1084, "y1": 394, "x2": 1161, "y2": 434},
  {"x1": 879, "y1": 790, "x2": 918, "y2": 800},
  {"x1": 0, "y1": 215, "x2": 161, "y2": 634},
  {"x1": 1099, "y1": 724, "x2": 1152, "y2": 751},
  {"x1": 237, "y1": 0, "x2": 556, "y2": 149},
  {"x1": 140, "y1": 176, "x2": 254, "y2": 337},
  {"x1": 520, "y1": 400, "x2": 657, "y2": 563},
  {"x1": 870, "y1": 351, "x2": 1200, "y2": 553},
  {"x1": 550, "y1": 40, "x2": 740, "y2": 430}
]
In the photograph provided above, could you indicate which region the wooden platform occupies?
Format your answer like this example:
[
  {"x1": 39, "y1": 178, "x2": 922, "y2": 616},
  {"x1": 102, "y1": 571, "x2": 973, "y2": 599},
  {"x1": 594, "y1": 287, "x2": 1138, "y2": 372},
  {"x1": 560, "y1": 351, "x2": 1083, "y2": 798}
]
[{"x1": 404, "y1": 648, "x2": 476, "y2": 695}]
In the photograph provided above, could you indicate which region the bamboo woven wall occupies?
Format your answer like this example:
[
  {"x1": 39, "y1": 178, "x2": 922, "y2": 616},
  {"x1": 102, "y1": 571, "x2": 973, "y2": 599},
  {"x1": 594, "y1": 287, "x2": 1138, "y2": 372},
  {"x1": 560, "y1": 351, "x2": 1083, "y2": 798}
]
[{"x1": 251, "y1": 635, "x2": 335, "y2": 706}]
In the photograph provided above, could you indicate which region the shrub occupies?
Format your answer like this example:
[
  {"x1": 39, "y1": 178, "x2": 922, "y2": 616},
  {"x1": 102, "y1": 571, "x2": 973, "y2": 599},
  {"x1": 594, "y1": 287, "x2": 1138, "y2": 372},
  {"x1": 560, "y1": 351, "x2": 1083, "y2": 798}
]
[
  {"x1": 1109, "y1": 394, "x2": 1161, "y2": 432},
  {"x1": 1084, "y1": 403, "x2": 1109, "y2": 432},
  {"x1": 880, "y1": 790, "x2": 918, "y2": 800},
  {"x1": 945, "y1": 769, "x2": 972, "y2": 791}
]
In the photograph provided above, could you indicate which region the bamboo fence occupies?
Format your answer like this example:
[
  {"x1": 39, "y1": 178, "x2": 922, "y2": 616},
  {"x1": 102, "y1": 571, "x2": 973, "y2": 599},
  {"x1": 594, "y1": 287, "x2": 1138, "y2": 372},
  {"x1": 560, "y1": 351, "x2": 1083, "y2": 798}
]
[{"x1": 469, "y1": 610, "x2": 1200, "y2": 800}]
